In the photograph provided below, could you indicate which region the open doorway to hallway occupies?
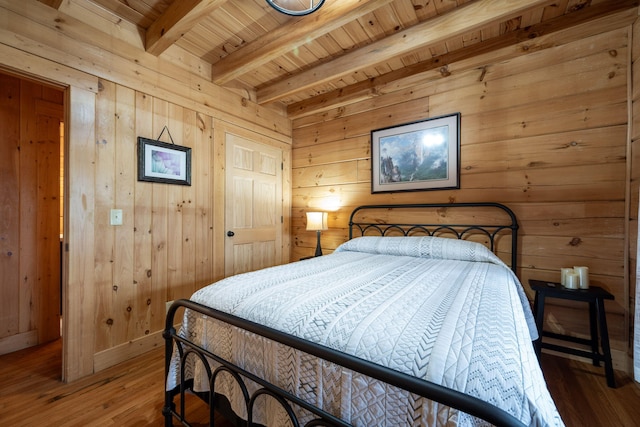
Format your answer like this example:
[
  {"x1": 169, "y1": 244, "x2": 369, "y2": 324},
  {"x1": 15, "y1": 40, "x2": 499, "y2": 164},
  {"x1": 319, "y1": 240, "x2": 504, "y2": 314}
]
[{"x1": 0, "y1": 70, "x2": 65, "y2": 377}]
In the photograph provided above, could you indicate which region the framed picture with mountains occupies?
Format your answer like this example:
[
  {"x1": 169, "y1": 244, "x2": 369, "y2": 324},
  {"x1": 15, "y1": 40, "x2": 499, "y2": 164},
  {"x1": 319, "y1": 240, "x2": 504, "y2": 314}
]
[{"x1": 371, "y1": 113, "x2": 460, "y2": 194}]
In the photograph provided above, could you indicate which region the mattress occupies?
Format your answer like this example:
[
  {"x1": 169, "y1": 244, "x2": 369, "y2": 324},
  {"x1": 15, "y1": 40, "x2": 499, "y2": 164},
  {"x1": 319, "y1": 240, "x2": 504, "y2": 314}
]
[{"x1": 166, "y1": 236, "x2": 564, "y2": 426}]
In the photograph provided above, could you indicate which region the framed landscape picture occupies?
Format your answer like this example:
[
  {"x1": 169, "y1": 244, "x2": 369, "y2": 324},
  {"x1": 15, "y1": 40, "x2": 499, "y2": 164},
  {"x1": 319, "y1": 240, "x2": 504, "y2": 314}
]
[
  {"x1": 371, "y1": 113, "x2": 460, "y2": 193},
  {"x1": 137, "y1": 137, "x2": 192, "y2": 186}
]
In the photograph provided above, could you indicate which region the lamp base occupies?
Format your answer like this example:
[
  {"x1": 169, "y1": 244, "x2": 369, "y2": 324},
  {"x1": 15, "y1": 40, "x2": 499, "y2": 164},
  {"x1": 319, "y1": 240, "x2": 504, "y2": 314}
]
[{"x1": 314, "y1": 230, "x2": 323, "y2": 257}]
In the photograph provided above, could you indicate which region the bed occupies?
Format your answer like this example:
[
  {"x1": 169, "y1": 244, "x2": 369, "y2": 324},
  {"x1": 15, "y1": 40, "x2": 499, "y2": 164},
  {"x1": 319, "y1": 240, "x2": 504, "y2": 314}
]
[{"x1": 164, "y1": 203, "x2": 564, "y2": 427}]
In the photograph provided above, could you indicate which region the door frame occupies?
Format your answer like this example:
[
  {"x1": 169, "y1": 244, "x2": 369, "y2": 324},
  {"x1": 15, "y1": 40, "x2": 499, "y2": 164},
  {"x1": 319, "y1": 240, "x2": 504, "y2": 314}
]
[
  {"x1": 213, "y1": 119, "x2": 292, "y2": 281},
  {"x1": 0, "y1": 47, "x2": 100, "y2": 382}
]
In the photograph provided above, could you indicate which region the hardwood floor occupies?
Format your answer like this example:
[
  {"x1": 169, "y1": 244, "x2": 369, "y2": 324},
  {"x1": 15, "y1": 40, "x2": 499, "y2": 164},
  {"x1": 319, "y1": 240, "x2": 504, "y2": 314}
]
[
  {"x1": 540, "y1": 355, "x2": 640, "y2": 426},
  {"x1": 1, "y1": 339, "x2": 639, "y2": 426},
  {"x1": 0, "y1": 339, "x2": 222, "y2": 426}
]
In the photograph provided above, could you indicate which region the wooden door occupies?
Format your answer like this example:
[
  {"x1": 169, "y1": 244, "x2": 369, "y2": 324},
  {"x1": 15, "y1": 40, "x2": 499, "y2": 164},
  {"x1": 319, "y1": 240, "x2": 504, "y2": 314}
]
[{"x1": 225, "y1": 133, "x2": 283, "y2": 276}]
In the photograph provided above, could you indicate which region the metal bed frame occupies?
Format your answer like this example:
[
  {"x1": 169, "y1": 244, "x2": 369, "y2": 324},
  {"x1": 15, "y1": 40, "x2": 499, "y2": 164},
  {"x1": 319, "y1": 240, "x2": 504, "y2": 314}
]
[
  {"x1": 348, "y1": 202, "x2": 518, "y2": 273},
  {"x1": 164, "y1": 202, "x2": 523, "y2": 427}
]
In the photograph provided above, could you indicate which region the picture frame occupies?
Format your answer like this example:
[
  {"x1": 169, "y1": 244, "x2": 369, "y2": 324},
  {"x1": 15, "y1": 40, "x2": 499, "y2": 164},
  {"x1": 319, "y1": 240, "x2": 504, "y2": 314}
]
[
  {"x1": 137, "y1": 137, "x2": 192, "y2": 186},
  {"x1": 371, "y1": 113, "x2": 460, "y2": 193}
]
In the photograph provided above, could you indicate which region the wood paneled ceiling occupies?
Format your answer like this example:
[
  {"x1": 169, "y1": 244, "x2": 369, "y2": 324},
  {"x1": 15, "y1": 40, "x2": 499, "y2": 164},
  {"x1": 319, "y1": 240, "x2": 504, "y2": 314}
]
[{"x1": 39, "y1": 0, "x2": 637, "y2": 117}]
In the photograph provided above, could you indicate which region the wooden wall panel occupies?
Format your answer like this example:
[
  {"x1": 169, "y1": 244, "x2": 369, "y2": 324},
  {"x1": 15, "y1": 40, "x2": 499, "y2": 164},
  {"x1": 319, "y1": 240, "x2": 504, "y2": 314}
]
[
  {"x1": 0, "y1": 74, "x2": 21, "y2": 344},
  {"x1": 164, "y1": 103, "x2": 183, "y2": 307},
  {"x1": 113, "y1": 85, "x2": 137, "y2": 341},
  {"x1": 34, "y1": 97, "x2": 62, "y2": 343},
  {"x1": 91, "y1": 81, "x2": 219, "y2": 365},
  {"x1": 150, "y1": 98, "x2": 170, "y2": 337},
  {"x1": 62, "y1": 85, "x2": 97, "y2": 382},
  {"x1": 194, "y1": 112, "x2": 214, "y2": 288},
  {"x1": 291, "y1": 19, "x2": 633, "y2": 369},
  {"x1": 94, "y1": 79, "x2": 117, "y2": 351},
  {"x1": 177, "y1": 109, "x2": 197, "y2": 304},
  {"x1": 133, "y1": 91, "x2": 154, "y2": 341},
  {"x1": 19, "y1": 80, "x2": 41, "y2": 339}
]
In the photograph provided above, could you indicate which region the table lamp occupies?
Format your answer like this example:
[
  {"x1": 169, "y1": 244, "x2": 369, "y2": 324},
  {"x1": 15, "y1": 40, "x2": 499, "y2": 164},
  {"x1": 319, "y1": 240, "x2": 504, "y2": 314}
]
[{"x1": 306, "y1": 211, "x2": 328, "y2": 256}]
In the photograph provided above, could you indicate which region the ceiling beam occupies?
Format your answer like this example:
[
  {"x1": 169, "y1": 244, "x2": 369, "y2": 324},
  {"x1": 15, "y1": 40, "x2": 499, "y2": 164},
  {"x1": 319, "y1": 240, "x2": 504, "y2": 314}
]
[
  {"x1": 146, "y1": 0, "x2": 227, "y2": 56},
  {"x1": 84, "y1": 0, "x2": 149, "y2": 26},
  {"x1": 257, "y1": 0, "x2": 558, "y2": 104},
  {"x1": 211, "y1": 0, "x2": 395, "y2": 86},
  {"x1": 37, "y1": 0, "x2": 63, "y2": 9},
  {"x1": 287, "y1": 0, "x2": 640, "y2": 119}
]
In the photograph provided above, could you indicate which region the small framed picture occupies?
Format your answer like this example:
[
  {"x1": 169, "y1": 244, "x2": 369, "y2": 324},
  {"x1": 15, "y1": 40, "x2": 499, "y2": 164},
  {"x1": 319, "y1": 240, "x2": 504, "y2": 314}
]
[
  {"x1": 371, "y1": 113, "x2": 460, "y2": 193},
  {"x1": 137, "y1": 137, "x2": 191, "y2": 186}
]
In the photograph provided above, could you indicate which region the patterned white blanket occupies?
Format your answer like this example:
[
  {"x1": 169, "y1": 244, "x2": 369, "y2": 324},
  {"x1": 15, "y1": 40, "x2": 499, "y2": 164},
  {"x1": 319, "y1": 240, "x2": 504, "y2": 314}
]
[{"x1": 167, "y1": 236, "x2": 564, "y2": 426}]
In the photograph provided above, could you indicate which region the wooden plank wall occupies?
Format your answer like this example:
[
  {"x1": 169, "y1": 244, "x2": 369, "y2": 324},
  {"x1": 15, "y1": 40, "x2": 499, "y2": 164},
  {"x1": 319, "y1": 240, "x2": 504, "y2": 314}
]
[
  {"x1": 1, "y1": 0, "x2": 637, "y2": 377},
  {"x1": 292, "y1": 14, "x2": 633, "y2": 370},
  {"x1": 0, "y1": 74, "x2": 63, "y2": 354},
  {"x1": 91, "y1": 80, "x2": 214, "y2": 357},
  {"x1": 88, "y1": 83, "x2": 293, "y2": 370},
  {"x1": 0, "y1": 1, "x2": 292, "y2": 378},
  {"x1": 0, "y1": 74, "x2": 23, "y2": 353}
]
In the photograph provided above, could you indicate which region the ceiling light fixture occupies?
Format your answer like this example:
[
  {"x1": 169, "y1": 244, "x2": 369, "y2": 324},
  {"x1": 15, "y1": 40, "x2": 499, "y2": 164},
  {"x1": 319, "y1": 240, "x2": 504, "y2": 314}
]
[{"x1": 266, "y1": 0, "x2": 326, "y2": 16}]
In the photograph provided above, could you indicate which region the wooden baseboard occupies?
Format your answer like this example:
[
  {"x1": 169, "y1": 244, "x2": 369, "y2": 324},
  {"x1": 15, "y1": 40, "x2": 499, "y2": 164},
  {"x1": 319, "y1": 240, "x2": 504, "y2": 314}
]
[
  {"x1": 0, "y1": 330, "x2": 38, "y2": 355},
  {"x1": 93, "y1": 330, "x2": 164, "y2": 372},
  {"x1": 611, "y1": 349, "x2": 629, "y2": 373}
]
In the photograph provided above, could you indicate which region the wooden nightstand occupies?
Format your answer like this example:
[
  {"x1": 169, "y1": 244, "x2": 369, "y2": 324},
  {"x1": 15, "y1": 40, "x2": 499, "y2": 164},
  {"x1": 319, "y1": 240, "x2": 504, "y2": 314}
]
[{"x1": 529, "y1": 279, "x2": 615, "y2": 388}]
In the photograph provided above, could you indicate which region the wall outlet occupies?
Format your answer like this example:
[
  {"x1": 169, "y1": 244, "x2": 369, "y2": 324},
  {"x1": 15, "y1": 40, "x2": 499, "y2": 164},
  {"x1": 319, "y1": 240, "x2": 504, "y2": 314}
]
[{"x1": 110, "y1": 209, "x2": 123, "y2": 226}]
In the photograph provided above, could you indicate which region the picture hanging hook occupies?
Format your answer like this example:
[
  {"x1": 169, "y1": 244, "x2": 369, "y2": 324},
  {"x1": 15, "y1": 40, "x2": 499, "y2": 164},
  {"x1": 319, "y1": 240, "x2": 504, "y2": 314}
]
[{"x1": 156, "y1": 125, "x2": 175, "y2": 145}]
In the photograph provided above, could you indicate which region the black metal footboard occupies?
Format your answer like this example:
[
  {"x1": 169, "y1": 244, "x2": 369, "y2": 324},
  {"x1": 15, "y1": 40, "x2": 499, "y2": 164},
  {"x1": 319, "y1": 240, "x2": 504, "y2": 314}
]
[{"x1": 164, "y1": 299, "x2": 526, "y2": 427}]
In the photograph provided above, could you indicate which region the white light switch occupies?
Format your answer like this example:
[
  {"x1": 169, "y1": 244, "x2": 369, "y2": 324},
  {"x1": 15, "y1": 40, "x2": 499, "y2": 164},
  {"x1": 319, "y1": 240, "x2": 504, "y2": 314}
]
[{"x1": 110, "y1": 209, "x2": 123, "y2": 226}]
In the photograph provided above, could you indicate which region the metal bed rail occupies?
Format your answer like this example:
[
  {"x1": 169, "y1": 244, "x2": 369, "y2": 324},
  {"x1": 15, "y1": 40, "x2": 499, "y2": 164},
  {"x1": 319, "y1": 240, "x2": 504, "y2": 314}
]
[{"x1": 164, "y1": 299, "x2": 526, "y2": 427}]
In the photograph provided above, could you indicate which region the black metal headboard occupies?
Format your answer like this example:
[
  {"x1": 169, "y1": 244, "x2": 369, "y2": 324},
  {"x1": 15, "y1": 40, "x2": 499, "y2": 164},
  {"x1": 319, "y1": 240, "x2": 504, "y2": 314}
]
[{"x1": 348, "y1": 202, "x2": 519, "y2": 273}]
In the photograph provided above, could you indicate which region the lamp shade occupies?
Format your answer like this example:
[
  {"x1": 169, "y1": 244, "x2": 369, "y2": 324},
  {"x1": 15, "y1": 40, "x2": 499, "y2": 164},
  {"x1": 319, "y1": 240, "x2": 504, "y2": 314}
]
[{"x1": 306, "y1": 211, "x2": 328, "y2": 231}]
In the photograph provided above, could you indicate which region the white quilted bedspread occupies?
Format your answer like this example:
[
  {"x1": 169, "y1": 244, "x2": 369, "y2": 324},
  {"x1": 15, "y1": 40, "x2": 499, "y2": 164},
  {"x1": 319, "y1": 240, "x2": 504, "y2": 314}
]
[{"x1": 167, "y1": 236, "x2": 564, "y2": 426}]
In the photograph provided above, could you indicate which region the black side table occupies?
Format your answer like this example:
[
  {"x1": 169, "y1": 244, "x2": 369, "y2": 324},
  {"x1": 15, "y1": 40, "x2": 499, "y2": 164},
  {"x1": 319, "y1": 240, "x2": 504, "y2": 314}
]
[{"x1": 529, "y1": 279, "x2": 616, "y2": 388}]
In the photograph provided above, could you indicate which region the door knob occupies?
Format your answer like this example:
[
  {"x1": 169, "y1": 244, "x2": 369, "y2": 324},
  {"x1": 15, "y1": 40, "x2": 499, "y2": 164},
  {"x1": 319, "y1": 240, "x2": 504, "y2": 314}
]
[{"x1": 227, "y1": 231, "x2": 235, "y2": 237}]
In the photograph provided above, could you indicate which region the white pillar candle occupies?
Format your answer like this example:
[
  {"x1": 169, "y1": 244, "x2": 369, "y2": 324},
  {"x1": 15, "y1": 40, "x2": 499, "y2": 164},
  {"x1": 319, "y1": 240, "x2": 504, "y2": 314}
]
[
  {"x1": 573, "y1": 266, "x2": 589, "y2": 289},
  {"x1": 565, "y1": 272, "x2": 580, "y2": 289},
  {"x1": 560, "y1": 268, "x2": 574, "y2": 287}
]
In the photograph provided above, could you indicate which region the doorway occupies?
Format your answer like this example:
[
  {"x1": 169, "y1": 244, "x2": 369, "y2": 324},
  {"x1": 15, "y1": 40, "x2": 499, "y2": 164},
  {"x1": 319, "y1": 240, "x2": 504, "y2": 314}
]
[{"x1": 0, "y1": 71, "x2": 64, "y2": 365}]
